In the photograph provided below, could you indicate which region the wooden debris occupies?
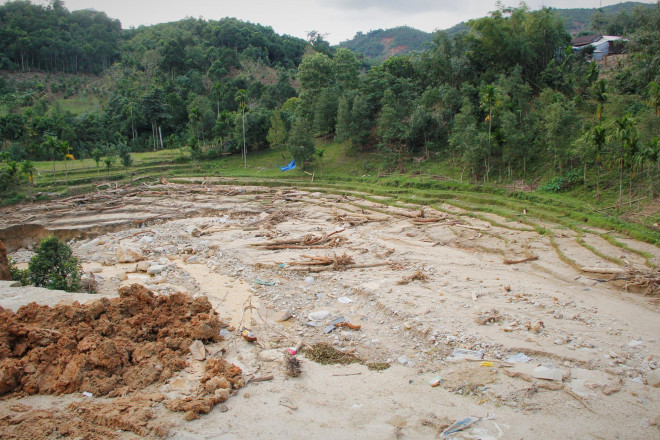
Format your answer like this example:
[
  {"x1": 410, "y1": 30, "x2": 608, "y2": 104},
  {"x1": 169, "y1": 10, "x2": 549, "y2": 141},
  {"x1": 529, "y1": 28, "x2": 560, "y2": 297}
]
[
  {"x1": 288, "y1": 262, "x2": 391, "y2": 273},
  {"x1": 247, "y1": 375, "x2": 274, "y2": 384},
  {"x1": 289, "y1": 253, "x2": 355, "y2": 269},
  {"x1": 284, "y1": 356, "x2": 302, "y2": 378},
  {"x1": 503, "y1": 256, "x2": 539, "y2": 265},
  {"x1": 412, "y1": 218, "x2": 446, "y2": 224},
  {"x1": 252, "y1": 229, "x2": 347, "y2": 250}
]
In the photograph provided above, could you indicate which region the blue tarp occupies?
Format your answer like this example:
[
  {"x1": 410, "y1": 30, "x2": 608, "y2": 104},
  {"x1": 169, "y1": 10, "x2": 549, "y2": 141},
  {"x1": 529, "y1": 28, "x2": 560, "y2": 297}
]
[{"x1": 280, "y1": 159, "x2": 296, "y2": 172}]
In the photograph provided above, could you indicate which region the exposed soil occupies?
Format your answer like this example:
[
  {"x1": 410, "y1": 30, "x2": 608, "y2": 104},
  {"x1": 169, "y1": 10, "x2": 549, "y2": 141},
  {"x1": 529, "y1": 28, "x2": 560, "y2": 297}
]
[
  {"x1": 0, "y1": 183, "x2": 659, "y2": 439},
  {"x1": 0, "y1": 283, "x2": 242, "y2": 437}
]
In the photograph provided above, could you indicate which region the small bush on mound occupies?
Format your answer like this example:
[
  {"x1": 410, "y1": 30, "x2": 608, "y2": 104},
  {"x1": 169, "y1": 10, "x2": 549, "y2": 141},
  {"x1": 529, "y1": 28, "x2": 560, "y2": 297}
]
[{"x1": 28, "y1": 235, "x2": 81, "y2": 292}]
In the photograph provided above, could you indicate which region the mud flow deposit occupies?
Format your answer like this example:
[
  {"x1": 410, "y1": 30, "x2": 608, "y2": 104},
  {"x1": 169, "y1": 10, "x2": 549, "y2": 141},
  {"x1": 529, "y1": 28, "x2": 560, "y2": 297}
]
[{"x1": 0, "y1": 182, "x2": 659, "y2": 439}]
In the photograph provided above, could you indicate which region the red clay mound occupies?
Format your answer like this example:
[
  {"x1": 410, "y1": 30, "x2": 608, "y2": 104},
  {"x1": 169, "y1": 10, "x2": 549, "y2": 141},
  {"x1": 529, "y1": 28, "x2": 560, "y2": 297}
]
[{"x1": 0, "y1": 283, "x2": 226, "y2": 397}]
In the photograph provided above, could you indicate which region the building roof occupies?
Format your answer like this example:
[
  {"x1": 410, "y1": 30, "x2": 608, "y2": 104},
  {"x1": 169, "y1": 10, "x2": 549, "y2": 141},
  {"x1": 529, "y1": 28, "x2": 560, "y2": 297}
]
[{"x1": 571, "y1": 34, "x2": 602, "y2": 47}]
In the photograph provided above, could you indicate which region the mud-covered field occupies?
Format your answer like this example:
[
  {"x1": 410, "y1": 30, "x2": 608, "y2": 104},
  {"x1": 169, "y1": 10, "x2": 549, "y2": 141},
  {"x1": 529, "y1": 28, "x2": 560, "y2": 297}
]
[{"x1": 1, "y1": 182, "x2": 659, "y2": 439}]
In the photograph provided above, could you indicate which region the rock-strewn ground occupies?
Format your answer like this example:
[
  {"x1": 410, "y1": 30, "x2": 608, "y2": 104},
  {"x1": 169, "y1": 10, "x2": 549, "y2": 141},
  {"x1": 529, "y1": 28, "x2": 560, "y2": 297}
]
[{"x1": 1, "y1": 184, "x2": 659, "y2": 439}]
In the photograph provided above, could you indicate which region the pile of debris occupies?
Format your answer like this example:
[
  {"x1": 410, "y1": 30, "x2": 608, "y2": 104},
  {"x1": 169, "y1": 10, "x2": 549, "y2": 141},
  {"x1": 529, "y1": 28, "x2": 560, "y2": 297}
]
[{"x1": 0, "y1": 284, "x2": 243, "y2": 437}]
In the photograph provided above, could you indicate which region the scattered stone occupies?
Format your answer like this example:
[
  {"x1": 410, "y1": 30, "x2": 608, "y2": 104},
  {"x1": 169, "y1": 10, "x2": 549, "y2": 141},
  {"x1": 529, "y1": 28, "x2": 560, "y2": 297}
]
[
  {"x1": 309, "y1": 311, "x2": 330, "y2": 321},
  {"x1": 451, "y1": 348, "x2": 484, "y2": 360},
  {"x1": 117, "y1": 242, "x2": 145, "y2": 263},
  {"x1": 532, "y1": 364, "x2": 566, "y2": 382},
  {"x1": 273, "y1": 310, "x2": 293, "y2": 322},
  {"x1": 602, "y1": 378, "x2": 623, "y2": 395},
  {"x1": 189, "y1": 340, "x2": 206, "y2": 361},
  {"x1": 218, "y1": 404, "x2": 229, "y2": 413},
  {"x1": 88, "y1": 265, "x2": 103, "y2": 274},
  {"x1": 0, "y1": 280, "x2": 21, "y2": 288},
  {"x1": 137, "y1": 261, "x2": 151, "y2": 272},
  {"x1": 147, "y1": 265, "x2": 166, "y2": 275},
  {"x1": 505, "y1": 353, "x2": 531, "y2": 363},
  {"x1": 628, "y1": 340, "x2": 644, "y2": 348},
  {"x1": 304, "y1": 276, "x2": 315, "y2": 285},
  {"x1": 398, "y1": 356, "x2": 413, "y2": 367},
  {"x1": 646, "y1": 370, "x2": 660, "y2": 388},
  {"x1": 338, "y1": 296, "x2": 353, "y2": 304},
  {"x1": 117, "y1": 271, "x2": 128, "y2": 281}
]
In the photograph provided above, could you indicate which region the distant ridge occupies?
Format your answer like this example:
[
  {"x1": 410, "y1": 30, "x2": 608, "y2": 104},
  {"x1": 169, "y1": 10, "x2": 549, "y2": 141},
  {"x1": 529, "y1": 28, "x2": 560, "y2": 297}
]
[{"x1": 338, "y1": 1, "x2": 655, "y2": 63}]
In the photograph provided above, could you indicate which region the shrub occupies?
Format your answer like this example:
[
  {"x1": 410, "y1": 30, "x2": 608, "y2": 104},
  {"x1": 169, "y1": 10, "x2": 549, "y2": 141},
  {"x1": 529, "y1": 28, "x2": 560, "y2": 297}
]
[
  {"x1": 28, "y1": 236, "x2": 82, "y2": 292},
  {"x1": 8, "y1": 257, "x2": 29, "y2": 286}
]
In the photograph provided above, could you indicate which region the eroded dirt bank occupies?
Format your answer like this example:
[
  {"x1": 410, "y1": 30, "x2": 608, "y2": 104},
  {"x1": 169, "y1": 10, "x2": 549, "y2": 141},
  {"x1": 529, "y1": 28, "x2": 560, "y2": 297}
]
[{"x1": 1, "y1": 183, "x2": 659, "y2": 439}]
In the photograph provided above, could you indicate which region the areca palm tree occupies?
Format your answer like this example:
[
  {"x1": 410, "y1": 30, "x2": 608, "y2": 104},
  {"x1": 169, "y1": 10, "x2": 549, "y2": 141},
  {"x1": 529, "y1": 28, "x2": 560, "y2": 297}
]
[
  {"x1": 20, "y1": 160, "x2": 36, "y2": 185},
  {"x1": 58, "y1": 139, "x2": 71, "y2": 186},
  {"x1": 591, "y1": 125, "x2": 607, "y2": 200},
  {"x1": 42, "y1": 135, "x2": 58, "y2": 182},
  {"x1": 611, "y1": 115, "x2": 637, "y2": 207},
  {"x1": 235, "y1": 89, "x2": 248, "y2": 168}
]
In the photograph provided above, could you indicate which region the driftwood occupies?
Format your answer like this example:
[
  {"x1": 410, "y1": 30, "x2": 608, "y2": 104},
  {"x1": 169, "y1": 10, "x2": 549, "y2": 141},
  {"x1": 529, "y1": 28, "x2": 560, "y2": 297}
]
[
  {"x1": 580, "y1": 266, "x2": 627, "y2": 275},
  {"x1": 412, "y1": 218, "x2": 446, "y2": 224},
  {"x1": 503, "y1": 256, "x2": 539, "y2": 265},
  {"x1": 252, "y1": 229, "x2": 346, "y2": 250},
  {"x1": 289, "y1": 262, "x2": 391, "y2": 273}
]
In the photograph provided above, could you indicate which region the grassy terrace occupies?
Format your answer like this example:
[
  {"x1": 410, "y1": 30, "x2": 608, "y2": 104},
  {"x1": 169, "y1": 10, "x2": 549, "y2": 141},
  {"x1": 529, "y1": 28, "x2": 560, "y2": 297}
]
[{"x1": 3, "y1": 141, "x2": 660, "y2": 257}]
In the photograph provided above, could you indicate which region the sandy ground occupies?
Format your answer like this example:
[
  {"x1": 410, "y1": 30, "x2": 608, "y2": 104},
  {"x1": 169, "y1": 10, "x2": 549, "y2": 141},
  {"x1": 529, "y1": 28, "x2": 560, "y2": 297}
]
[{"x1": 1, "y1": 183, "x2": 659, "y2": 439}]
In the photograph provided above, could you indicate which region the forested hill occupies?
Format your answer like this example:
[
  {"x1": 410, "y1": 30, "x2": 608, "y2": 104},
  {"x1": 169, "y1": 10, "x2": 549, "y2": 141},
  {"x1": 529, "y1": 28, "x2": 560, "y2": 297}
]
[
  {"x1": 0, "y1": 0, "x2": 308, "y2": 74},
  {"x1": 337, "y1": 1, "x2": 655, "y2": 63},
  {"x1": 337, "y1": 27, "x2": 432, "y2": 64}
]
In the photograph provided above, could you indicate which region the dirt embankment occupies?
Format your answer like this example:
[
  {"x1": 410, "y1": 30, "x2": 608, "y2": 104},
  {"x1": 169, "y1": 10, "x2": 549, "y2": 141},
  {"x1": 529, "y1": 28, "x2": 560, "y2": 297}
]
[{"x1": 0, "y1": 284, "x2": 243, "y2": 438}]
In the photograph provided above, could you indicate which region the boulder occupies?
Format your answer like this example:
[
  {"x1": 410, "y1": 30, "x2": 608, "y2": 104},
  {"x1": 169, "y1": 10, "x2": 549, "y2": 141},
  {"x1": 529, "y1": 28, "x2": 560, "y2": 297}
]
[
  {"x1": 117, "y1": 242, "x2": 145, "y2": 263},
  {"x1": 147, "y1": 265, "x2": 165, "y2": 275},
  {"x1": 136, "y1": 260, "x2": 151, "y2": 272},
  {"x1": 0, "y1": 239, "x2": 11, "y2": 281},
  {"x1": 647, "y1": 370, "x2": 660, "y2": 388}
]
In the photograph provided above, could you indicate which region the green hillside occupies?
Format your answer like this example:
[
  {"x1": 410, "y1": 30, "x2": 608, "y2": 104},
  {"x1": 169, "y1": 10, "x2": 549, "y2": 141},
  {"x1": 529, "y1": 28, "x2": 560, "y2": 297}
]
[
  {"x1": 337, "y1": 2, "x2": 656, "y2": 63},
  {"x1": 338, "y1": 26, "x2": 432, "y2": 64}
]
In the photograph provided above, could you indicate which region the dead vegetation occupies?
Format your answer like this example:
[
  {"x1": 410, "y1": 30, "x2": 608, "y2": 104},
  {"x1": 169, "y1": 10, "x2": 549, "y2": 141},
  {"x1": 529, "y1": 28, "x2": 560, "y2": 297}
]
[
  {"x1": 397, "y1": 270, "x2": 428, "y2": 285},
  {"x1": 304, "y1": 343, "x2": 361, "y2": 366},
  {"x1": 251, "y1": 229, "x2": 347, "y2": 250}
]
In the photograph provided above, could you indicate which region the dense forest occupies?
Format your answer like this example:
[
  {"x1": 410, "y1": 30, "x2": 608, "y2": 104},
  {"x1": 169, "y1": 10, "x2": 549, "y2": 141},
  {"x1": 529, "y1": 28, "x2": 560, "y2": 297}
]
[{"x1": 0, "y1": 0, "x2": 659, "y2": 206}]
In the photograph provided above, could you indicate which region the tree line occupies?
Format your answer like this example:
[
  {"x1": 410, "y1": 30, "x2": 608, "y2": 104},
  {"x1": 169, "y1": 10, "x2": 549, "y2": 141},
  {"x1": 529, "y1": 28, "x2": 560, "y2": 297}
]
[{"x1": 0, "y1": 1, "x2": 659, "y2": 206}]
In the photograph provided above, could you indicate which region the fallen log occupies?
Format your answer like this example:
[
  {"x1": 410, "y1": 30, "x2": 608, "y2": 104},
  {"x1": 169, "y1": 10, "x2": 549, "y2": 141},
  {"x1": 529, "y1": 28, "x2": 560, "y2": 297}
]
[
  {"x1": 288, "y1": 262, "x2": 391, "y2": 273},
  {"x1": 503, "y1": 256, "x2": 539, "y2": 265}
]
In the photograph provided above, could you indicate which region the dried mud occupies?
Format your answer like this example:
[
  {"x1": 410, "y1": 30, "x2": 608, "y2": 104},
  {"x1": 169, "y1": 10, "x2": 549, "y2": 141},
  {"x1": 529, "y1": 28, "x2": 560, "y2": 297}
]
[{"x1": 0, "y1": 283, "x2": 243, "y2": 438}]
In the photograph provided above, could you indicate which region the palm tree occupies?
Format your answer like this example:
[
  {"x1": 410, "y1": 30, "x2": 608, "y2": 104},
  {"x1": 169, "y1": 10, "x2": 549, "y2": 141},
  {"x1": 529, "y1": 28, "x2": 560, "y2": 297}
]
[
  {"x1": 42, "y1": 135, "x2": 58, "y2": 182},
  {"x1": 58, "y1": 140, "x2": 71, "y2": 186},
  {"x1": 235, "y1": 89, "x2": 248, "y2": 168},
  {"x1": 611, "y1": 115, "x2": 637, "y2": 207},
  {"x1": 20, "y1": 160, "x2": 36, "y2": 185},
  {"x1": 591, "y1": 125, "x2": 607, "y2": 200},
  {"x1": 649, "y1": 81, "x2": 660, "y2": 117},
  {"x1": 592, "y1": 79, "x2": 607, "y2": 123},
  {"x1": 6, "y1": 160, "x2": 18, "y2": 187}
]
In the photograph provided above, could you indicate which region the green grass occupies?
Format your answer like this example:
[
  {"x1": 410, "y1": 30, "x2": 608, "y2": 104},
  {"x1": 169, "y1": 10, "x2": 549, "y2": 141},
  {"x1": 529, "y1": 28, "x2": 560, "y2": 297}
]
[
  {"x1": 53, "y1": 97, "x2": 101, "y2": 114},
  {"x1": 4, "y1": 141, "x2": 660, "y2": 259}
]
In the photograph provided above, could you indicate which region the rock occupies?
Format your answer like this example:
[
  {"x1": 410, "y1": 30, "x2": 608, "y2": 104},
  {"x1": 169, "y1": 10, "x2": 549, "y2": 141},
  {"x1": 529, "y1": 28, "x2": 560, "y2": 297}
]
[
  {"x1": 273, "y1": 310, "x2": 293, "y2": 322},
  {"x1": 646, "y1": 370, "x2": 660, "y2": 388},
  {"x1": 139, "y1": 236, "x2": 154, "y2": 244},
  {"x1": 309, "y1": 311, "x2": 330, "y2": 321},
  {"x1": 218, "y1": 404, "x2": 229, "y2": 413},
  {"x1": 117, "y1": 242, "x2": 145, "y2": 263},
  {"x1": 117, "y1": 271, "x2": 128, "y2": 281},
  {"x1": 147, "y1": 265, "x2": 165, "y2": 275},
  {"x1": 137, "y1": 261, "x2": 151, "y2": 272},
  {"x1": 602, "y1": 378, "x2": 622, "y2": 395},
  {"x1": 189, "y1": 340, "x2": 206, "y2": 361},
  {"x1": 184, "y1": 225, "x2": 200, "y2": 236},
  {"x1": 570, "y1": 379, "x2": 593, "y2": 398},
  {"x1": 532, "y1": 365, "x2": 566, "y2": 382},
  {"x1": 0, "y1": 239, "x2": 11, "y2": 281},
  {"x1": 628, "y1": 339, "x2": 644, "y2": 348},
  {"x1": 304, "y1": 276, "x2": 315, "y2": 285},
  {"x1": 0, "y1": 280, "x2": 21, "y2": 288},
  {"x1": 398, "y1": 356, "x2": 414, "y2": 367},
  {"x1": 88, "y1": 265, "x2": 103, "y2": 274}
]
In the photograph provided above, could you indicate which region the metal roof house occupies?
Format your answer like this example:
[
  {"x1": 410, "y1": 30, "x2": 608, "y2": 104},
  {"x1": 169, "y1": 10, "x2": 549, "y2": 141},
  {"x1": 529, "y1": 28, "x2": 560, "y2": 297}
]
[{"x1": 571, "y1": 34, "x2": 627, "y2": 61}]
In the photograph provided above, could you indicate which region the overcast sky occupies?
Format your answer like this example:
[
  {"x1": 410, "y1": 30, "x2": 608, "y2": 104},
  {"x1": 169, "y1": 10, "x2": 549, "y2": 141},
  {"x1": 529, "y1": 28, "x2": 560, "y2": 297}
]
[{"x1": 23, "y1": 0, "x2": 659, "y2": 44}]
